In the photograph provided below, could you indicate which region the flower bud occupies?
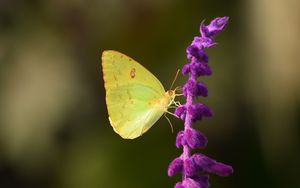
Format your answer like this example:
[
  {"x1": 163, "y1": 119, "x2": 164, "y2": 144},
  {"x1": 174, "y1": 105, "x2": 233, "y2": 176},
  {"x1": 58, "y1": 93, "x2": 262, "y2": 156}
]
[
  {"x1": 191, "y1": 154, "x2": 233, "y2": 177},
  {"x1": 190, "y1": 61, "x2": 212, "y2": 77},
  {"x1": 186, "y1": 45, "x2": 208, "y2": 63},
  {"x1": 185, "y1": 128, "x2": 208, "y2": 149},
  {"x1": 184, "y1": 157, "x2": 198, "y2": 176},
  {"x1": 175, "y1": 105, "x2": 187, "y2": 121},
  {"x1": 187, "y1": 103, "x2": 213, "y2": 123},
  {"x1": 168, "y1": 157, "x2": 183, "y2": 177},
  {"x1": 176, "y1": 131, "x2": 185, "y2": 148},
  {"x1": 192, "y1": 36, "x2": 217, "y2": 49},
  {"x1": 175, "y1": 182, "x2": 185, "y2": 188},
  {"x1": 200, "y1": 17, "x2": 229, "y2": 38},
  {"x1": 183, "y1": 79, "x2": 208, "y2": 97},
  {"x1": 183, "y1": 177, "x2": 209, "y2": 188}
]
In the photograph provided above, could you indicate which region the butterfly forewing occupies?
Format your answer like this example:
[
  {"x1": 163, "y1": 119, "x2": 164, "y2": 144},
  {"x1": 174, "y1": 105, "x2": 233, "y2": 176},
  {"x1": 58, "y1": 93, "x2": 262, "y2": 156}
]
[{"x1": 102, "y1": 50, "x2": 165, "y2": 94}]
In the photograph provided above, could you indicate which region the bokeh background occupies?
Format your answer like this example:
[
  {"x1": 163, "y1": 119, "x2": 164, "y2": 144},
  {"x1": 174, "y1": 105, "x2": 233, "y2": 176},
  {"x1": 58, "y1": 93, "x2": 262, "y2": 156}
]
[{"x1": 1, "y1": 0, "x2": 300, "y2": 187}]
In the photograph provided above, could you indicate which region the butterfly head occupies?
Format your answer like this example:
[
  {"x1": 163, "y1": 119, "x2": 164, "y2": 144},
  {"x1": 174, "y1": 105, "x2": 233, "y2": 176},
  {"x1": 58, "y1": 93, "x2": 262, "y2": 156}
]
[
  {"x1": 165, "y1": 86, "x2": 181, "y2": 107},
  {"x1": 166, "y1": 90, "x2": 176, "y2": 100}
]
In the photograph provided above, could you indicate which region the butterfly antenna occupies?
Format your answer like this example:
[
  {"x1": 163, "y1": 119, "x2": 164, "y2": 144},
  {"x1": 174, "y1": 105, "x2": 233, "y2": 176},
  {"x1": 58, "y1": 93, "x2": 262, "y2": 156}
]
[
  {"x1": 169, "y1": 69, "x2": 180, "y2": 90},
  {"x1": 164, "y1": 113, "x2": 174, "y2": 134}
]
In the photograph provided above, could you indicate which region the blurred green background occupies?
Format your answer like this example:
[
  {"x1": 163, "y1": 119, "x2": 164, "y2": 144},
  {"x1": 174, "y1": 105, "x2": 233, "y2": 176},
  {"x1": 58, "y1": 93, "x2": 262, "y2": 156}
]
[{"x1": 1, "y1": 0, "x2": 300, "y2": 187}]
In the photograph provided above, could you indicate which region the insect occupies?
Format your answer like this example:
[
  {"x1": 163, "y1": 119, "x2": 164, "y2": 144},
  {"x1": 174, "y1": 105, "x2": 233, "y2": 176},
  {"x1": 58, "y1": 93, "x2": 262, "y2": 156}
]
[{"x1": 102, "y1": 50, "x2": 180, "y2": 139}]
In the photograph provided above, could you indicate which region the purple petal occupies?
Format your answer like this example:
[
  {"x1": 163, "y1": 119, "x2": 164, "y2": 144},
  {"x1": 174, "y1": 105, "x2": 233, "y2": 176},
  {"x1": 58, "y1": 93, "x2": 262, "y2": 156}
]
[
  {"x1": 191, "y1": 154, "x2": 233, "y2": 177},
  {"x1": 183, "y1": 177, "x2": 209, "y2": 188},
  {"x1": 190, "y1": 103, "x2": 213, "y2": 122},
  {"x1": 175, "y1": 182, "x2": 186, "y2": 188},
  {"x1": 200, "y1": 20, "x2": 210, "y2": 38},
  {"x1": 190, "y1": 61, "x2": 212, "y2": 77},
  {"x1": 186, "y1": 45, "x2": 208, "y2": 63},
  {"x1": 210, "y1": 162, "x2": 234, "y2": 176},
  {"x1": 176, "y1": 131, "x2": 185, "y2": 148},
  {"x1": 182, "y1": 64, "x2": 191, "y2": 75},
  {"x1": 183, "y1": 178, "x2": 200, "y2": 188},
  {"x1": 185, "y1": 128, "x2": 208, "y2": 149},
  {"x1": 184, "y1": 157, "x2": 198, "y2": 176},
  {"x1": 183, "y1": 79, "x2": 197, "y2": 97},
  {"x1": 168, "y1": 157, "x2": 184, "y2": 177},
  {"x1": 193, "y1": 176, "x2": 210, "y2": 188},
  {"x1": 197, "y1": 82, "x2": 208, "y2": 97},
  {"x1": 192, "y1": 36, "x2": 217, "y2": 49},
  {"x1": 187, "y1": 103, "x2": 213, "y2": 122},
  {"x1": 187, "y1": 105, "x2": 202, "y2": 122},
  {"x1": 197, "y1": 103, "x2": 213, "y2": 117},
  {"x1": 175, "y1": 105, "x2": 187, "y2": 121},
  {"x1": 206, "y1": 17, "x2": 229, "y2": 37},
  {"x1": 183, "y1": 79, "x2": 208, "y2": 97},
  {"x1": 182, "y1": 61, "x2": 212, "y2": 77}
]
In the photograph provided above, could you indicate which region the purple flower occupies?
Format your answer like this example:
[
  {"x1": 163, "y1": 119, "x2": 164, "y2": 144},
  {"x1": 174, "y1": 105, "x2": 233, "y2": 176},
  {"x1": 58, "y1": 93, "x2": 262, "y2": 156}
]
[
  {"x1": 186, "y1": 45, "x2": 208, "y2": 63},
  {"x1": 175, "y1": 182, "x2": 185, "y2": 188},
  {"x1": 192, "y1": 36, "x2": 217, "y2": 49},
  {"x1": 175, "y1": 105, "x2": 187, "y2": 121},
  {"x1": 192, "y1": 153, "x2": 234, "y2": 177},
  {"x1": 168, "y1": 17, "x2": 232, "y2": 188},
  {"x1": 176, "y1": 128, "x2": 207, "y2": 149},
  {"x1": 182, "y1": 64, "x2": 191, "y2": 75},
  {"x1": 200, "y1": 17, "x2": 229, "y2": 38},
  {"x1": 184, "y1": 157, "x2": 198, "y2": 176},
  {"x1": 185, "y1": 128, "x2": 208, "y2": 149},
  {"x1": 182, "y1": 59, "x2": 212, "y2": 77},
  {"x1": 183, "y1": 79, "x2": 208, "y2": 97},
  {"x1": 190, "y1": 61, "x2": 212, "y2": 77},
  {"x1": 192, "y1": 176, "x2": 210, "y2": 188},
  {"x1": 168, "y1": 157, "x2": 183, "y2": 176},
  {"x1": 183, "y1": 176, "x2": 209, "y2": 188},
  {"x1": 176, "y1": 131, "x2": 185, "y2": 148},
  {"x1": 187, "y1": 103, "x2": 213, "y2": 122}
]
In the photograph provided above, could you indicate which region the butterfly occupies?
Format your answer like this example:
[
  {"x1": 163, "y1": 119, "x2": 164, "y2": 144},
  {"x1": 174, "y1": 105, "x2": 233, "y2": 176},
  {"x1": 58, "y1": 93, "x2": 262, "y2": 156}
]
[{"x1": 101, "y1": 50, "x2": 180, "y2": 139}]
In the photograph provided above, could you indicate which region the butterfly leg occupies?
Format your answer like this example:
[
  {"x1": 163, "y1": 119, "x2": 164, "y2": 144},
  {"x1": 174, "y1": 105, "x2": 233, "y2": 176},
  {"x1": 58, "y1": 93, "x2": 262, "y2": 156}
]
[
  {"x1": 174, "y1": 101, "x2": 182, "y2": 106},
  {"x1": 165, "y1": 110, "x2": 179, "y2": 118},
  {"x1": 164, "y1": 113, "x2": 174, "y2": 134}
]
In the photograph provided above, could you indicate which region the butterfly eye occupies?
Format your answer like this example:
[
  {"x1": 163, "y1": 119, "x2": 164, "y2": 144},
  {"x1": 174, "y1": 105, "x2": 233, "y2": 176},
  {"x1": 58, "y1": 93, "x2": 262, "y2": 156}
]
[{"x1": 167, "y1": 90, "x2": 174, "y2": 96}]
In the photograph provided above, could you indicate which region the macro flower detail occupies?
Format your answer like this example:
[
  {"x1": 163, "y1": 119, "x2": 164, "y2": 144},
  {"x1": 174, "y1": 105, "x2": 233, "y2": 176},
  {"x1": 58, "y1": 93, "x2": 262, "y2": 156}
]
[
  {"x1": 183, "y1": 79, "x2": 208, "y2": 97},
  {"x1": 182, "y1": 61, "x2": 212, "y2": 77},
  {"x1": 175, "y1": 105, "x2": 187, "y2": 121},
  {"x1": 187, "y1": 103, "x2": 213, "y2": 122},
  {"x1": 168, "y1": 157, "x2": 184, "y2": 177},
  {"x1": 183, "y1": 157, "x2": 198, "y2": 176},
  {"x1": 175, "y1": 131, "x2": 186, "y2": 148},
  {"x1": 200, "y1": 17, "x2": 229, "y2": 38},
  {"x1": 192, "y1": 36, "x2": 217, "y2": 49},
  {"x1": 168, "y1": 17, "x2": 233, "y2": 188},
  {"x1": 185, "y1": 128, "x2": 208, "y2": 149},
  {"x1": 191, "y1": 153, "x2": 234, "y2": 177},
  {"x1": 186, "y1": 45, "x2": 208, "y2": 62},
  {"x1": 175, "y1": 128, "x2": 207, "y2": 149}
]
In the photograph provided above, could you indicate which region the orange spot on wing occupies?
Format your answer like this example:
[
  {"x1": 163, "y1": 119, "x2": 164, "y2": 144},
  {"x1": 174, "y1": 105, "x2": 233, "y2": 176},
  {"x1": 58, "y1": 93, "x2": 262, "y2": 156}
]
[{"x1": 130, "y1": 68, "x2": 136, "y2": 78}]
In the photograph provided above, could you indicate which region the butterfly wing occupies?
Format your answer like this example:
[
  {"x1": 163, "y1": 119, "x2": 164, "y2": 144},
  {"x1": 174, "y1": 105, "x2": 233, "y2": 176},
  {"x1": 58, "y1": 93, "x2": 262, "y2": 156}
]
[{"x1": 102, "y1": 50, "x2": 166, "y2": 139}]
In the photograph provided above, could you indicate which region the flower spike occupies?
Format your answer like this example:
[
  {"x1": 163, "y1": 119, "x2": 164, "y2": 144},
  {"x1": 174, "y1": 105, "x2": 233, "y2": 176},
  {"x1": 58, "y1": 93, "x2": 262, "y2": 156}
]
[{"x1": 168, "y1": 17, "x2": 233, "y2": 188}]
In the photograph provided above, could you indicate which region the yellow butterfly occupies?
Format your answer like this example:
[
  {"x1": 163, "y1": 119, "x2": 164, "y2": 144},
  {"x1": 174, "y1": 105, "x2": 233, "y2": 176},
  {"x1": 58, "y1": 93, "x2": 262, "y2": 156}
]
[{"x1": 102, "y1": 50, "x2": 179, "y2": 139}]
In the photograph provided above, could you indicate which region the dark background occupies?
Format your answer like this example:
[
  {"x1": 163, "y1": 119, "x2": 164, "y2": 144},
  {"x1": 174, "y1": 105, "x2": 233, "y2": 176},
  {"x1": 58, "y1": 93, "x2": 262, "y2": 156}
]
[{"x1": 1, "y1": 0, "x2": 300, "y2": 187}]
